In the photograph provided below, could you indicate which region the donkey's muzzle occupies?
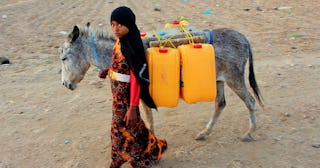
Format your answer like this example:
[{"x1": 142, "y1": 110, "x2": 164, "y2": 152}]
[{"x1": 62, "y1": 81, "x2": 75, "y2": 90}]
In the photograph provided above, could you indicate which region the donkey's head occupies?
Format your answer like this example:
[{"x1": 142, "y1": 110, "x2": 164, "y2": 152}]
[{"x1": 60, "y1": 25, "x2": 90, "y2": 90}]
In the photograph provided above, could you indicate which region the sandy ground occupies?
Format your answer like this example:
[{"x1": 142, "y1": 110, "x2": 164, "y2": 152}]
[{"x1": 1, "y1": 0, "x2": 320, "y2": 167}]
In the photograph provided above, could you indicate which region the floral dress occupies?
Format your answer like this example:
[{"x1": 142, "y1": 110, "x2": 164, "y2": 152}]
[{"x1": 109, "y1": 39, "x2": 167, "y2": 168}]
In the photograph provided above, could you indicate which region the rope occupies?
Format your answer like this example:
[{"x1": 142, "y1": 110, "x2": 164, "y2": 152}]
[
  {"x1": 152, "y1": 17, "x2": 196, "y2": 48},
  {"x1": 179, "y1": 24, "x2": 194, "y2": 44},
  {"x1": 153, "y1": 31, "x2": 178, "y2": 48},
  {"x1": 90, "y1": 34, "x2": 102, "y2": 70},
  {"x1": 209, "y1": 30, "x2": 214, "y2": 44},
  {"x1": 153, "y1": 30, "x2": 163, "y2": 47}
]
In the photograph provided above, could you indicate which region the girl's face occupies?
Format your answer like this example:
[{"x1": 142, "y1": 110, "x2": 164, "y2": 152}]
[{"x1": 111, "y1": 21, "x2": 129, "y2": 38}]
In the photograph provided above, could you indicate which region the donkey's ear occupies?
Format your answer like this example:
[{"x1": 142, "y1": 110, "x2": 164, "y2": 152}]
[
  {"x1": 68, "y1": 25, "x2": 80, "y2": 43},
  {"x1": 86, "y1": 22, "x2": 90, "y2": 27}
]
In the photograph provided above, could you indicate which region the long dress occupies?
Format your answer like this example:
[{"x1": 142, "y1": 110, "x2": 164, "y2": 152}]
[{"x1": 109, "y1": 39, "x2": 167, "y2": 168}]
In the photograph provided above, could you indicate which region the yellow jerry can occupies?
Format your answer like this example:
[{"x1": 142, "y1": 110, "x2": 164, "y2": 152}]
[
  {"x1": 178, "y1": 43, "x2": 217, "y2": 103},
  {"x1": 146, "y1": 47, "x2": 180, "y2": 107}
]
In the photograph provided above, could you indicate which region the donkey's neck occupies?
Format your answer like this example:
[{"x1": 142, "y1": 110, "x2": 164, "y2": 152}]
[{"x1": 80, "y1": 35, "x2": 114, "y2": 70}]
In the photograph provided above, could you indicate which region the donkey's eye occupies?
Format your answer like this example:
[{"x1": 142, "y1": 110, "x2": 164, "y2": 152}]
[{"x1": 61, "y1": 57, "x2": 67, "y2": 61}]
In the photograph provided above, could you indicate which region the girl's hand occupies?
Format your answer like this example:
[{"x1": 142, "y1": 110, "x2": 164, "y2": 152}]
[
  {"x1": 98, "y1": 68, "x2": 108, "y2": 79},
  {"x1": 124, "y1": 106, "x2": 139, "y2": 127}
]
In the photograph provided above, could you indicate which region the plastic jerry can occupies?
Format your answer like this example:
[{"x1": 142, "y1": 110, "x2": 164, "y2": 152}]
[
  {"x1": 146, "y1": 47, "x2": 180, "y2": 107},
  {"x1": 178, "y1": 43, "x2": 216, "y2": 103}
]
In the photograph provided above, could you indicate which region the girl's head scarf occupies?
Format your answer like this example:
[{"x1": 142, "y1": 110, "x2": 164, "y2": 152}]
[{"x1": 110, "y1": 6, "x2": 157, "y2": 109}]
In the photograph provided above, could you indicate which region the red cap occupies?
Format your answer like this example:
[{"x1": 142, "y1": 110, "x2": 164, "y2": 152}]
[
  {"x1": 171, "y1": 20, "x2": 180, "y2": 25},
  {"x1": 159, "y1": 48, "x2": 168, "y2": 53},
  {"x1": 140, "y1": 32, "x2": 147, "y2": 37},
  {"x1": 193, "y1": 44, "x2": 202, "y2": 48}
]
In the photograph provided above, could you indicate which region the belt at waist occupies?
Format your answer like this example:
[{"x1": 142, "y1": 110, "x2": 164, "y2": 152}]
[{"x1": 109, "y1": 70, "x2": 130, "y2": 83}]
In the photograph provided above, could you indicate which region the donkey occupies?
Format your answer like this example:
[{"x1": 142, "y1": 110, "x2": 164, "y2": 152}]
[{"x1": 59, "y1": 23, "x2": 263, "y2": 142}]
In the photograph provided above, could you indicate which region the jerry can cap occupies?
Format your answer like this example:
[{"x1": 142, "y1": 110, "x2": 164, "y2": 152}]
[
  {"x1": 193, "y1": 44, "x2": 202, "y2": 48},
  {"x1": 159, "y1": 48, "x2": 168, "y2": 53},
  {"x1": 140, "y1": 32, "x2": 147, "y2": 37},
  {"x1": 171, "y1": 20, "x2": 180, "y2": 25}
]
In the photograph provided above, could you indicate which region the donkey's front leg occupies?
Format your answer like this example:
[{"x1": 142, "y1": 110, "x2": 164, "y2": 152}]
[
  {"x1": 196, "y1": 82, "x2": 226, "y2": 140},
  {"x1": 140, "y1": 101, "x2": 154, "y2": 133}
]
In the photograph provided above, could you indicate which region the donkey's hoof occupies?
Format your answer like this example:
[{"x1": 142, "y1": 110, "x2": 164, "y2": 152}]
[
  {"x1": 241, "y1": 133, "x2": 254, "y2": 142},
  {"x1": 195, "y1": 132, "x2": 206, "y2": 140}
]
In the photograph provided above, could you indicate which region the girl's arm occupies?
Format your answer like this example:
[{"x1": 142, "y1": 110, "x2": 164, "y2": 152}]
[
  {"x1": 129, "y1": 70, "x2": 140, "y2": 106},
  {"x1": 124, "y1": 70, "x2": 140, "y2": 127}
]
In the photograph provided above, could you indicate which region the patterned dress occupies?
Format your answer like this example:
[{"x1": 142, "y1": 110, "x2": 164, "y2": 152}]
[{"x1": 109, "y1": 39, "x2": 167, "y2": 168}]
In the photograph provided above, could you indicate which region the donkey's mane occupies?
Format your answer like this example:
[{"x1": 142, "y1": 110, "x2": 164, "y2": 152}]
[{"x1": 78, "y1": 25, "x2": 116, "y2": 41}]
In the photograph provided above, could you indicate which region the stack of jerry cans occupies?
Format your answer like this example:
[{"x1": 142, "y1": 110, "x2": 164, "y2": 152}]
[
  {"x1": 178, "y1": 43, "x2": 217, "y2": 103},
  {"x1": 146, "y1": 47, "x2": 180, "y2": 107}
]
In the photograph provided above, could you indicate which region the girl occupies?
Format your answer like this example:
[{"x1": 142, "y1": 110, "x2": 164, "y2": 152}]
[{"x1": 103, "y1": 6, "x2": 167, "y2": 168}]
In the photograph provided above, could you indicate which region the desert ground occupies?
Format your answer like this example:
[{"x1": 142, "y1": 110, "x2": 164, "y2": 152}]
[{"x1": 0, "y1": 0, "x2": 319, "y2": 167}]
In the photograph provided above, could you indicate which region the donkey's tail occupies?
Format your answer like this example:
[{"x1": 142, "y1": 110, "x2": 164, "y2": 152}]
[{"x1": 247, "y1": 43, "x2": 264, "y2": 108}]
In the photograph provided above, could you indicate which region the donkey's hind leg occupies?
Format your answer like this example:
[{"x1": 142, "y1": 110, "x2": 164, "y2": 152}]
[
  {"x1": 195, "y1": 81, "x2": 226, "y2": 140},
  {"x1": 140, "y1": 101, "x2": 154, "y2": 133},
  {"x1": 227, "y1": 80, "x2": 256, "y2": 142}
]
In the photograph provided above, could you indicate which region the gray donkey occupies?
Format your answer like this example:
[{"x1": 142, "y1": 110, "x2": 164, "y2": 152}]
[{"x1": 59, "y1": 23, "x2": 263, "y2": 142}]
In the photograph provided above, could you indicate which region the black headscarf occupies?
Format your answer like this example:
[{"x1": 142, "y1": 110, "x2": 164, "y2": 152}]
[{"x1": 110, "y1": 6, "x2": 157, "y2": 110}]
